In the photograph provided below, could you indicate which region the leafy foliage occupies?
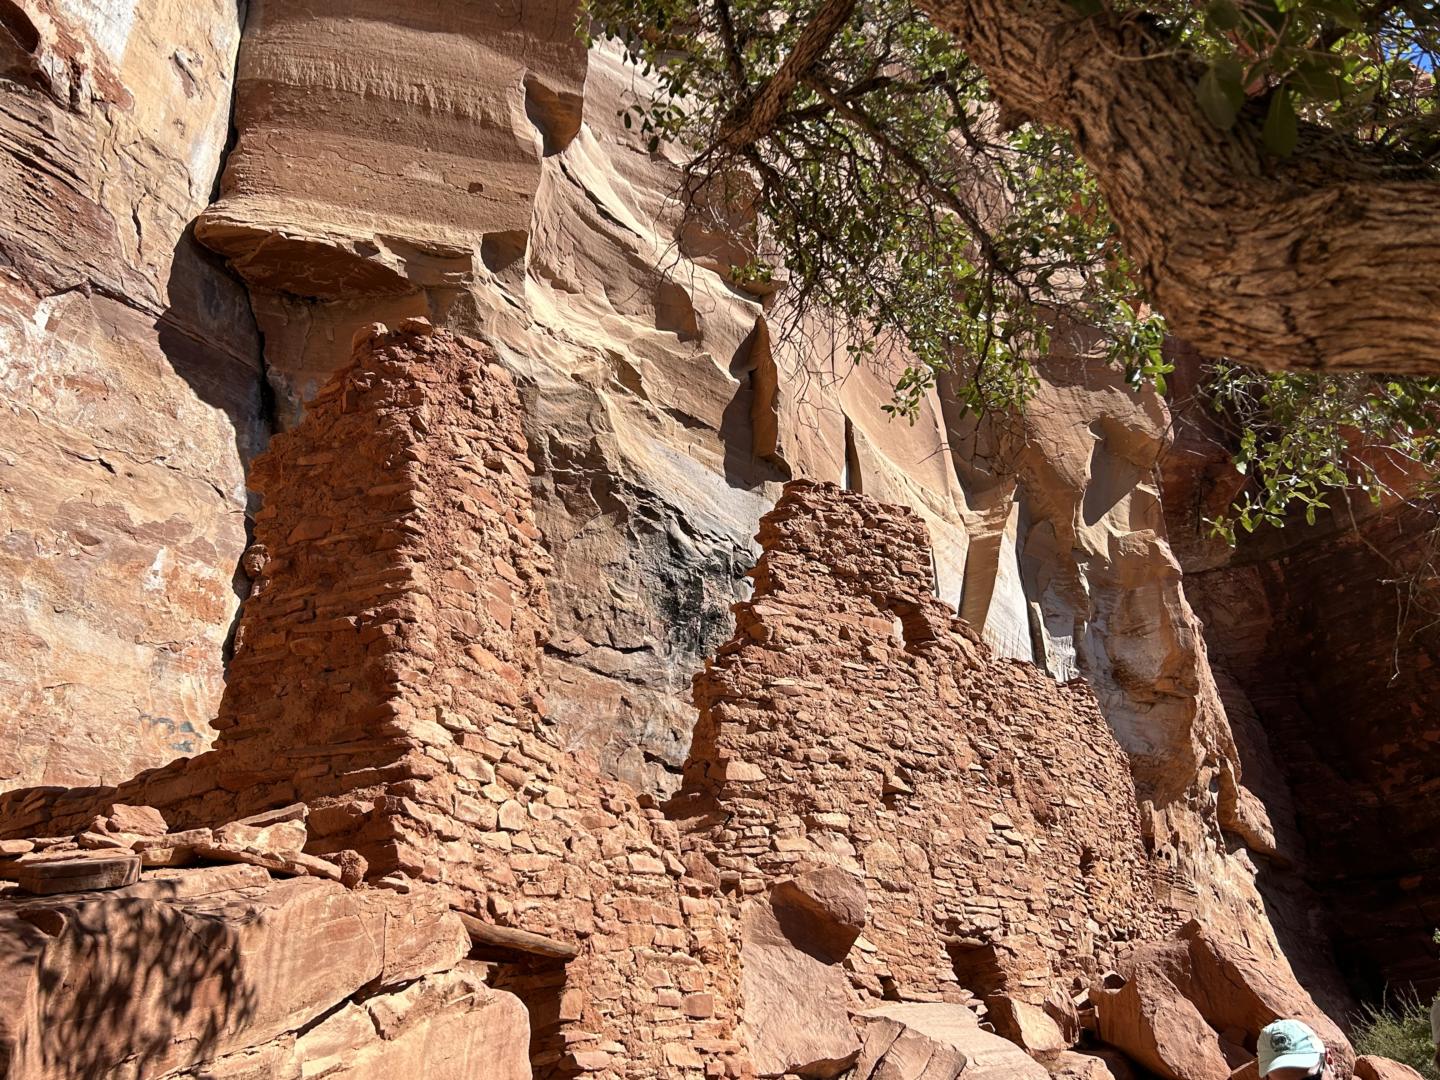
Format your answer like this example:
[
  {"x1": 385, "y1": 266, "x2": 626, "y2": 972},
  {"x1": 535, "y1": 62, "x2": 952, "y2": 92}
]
[
  {"x1": 582, "y1": 0, "x2": 1440, "y2": 543},
  {"x1": 1135, "y1": 0, "x2": 1440, "y2": 159},
  {"x1": 1353, "y1": 989, "x2": 1440, "y2": 1080},
  {"x1": 1204, "y1": 366, "x2": 1440, "y2": 540},
  {"x1": 583, "y1": 0, "x2": 1163, "y2": 417}
]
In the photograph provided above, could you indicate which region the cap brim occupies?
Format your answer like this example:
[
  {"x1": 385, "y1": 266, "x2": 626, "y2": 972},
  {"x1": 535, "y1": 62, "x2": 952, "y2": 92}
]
[{"x1": 1262, "y1": 1052, "x2": 1324, "y2": 1076}]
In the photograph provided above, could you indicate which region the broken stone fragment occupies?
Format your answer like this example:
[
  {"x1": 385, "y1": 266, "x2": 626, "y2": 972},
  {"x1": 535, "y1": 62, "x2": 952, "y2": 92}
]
[
  {"x1": 11, "y1": 852, "x2": 142, "y2": 895},
  {"x1": 214, "y1": 817, "x2": 308, "y2": 854},
  {"x1": 853, "y1": 1002, "x2": 1050, "y2": 1080},
  {"x1": 76, "y1": 831, "x2": 135, "y2": 851},
  {"x1": 234, "y1": 802, "x2": 309, "y2": 828},
  {"x1": 1354, "y1": 1057, "x2": 1428, "y2": 1080},
  {"x1": 194, "y1": 839, "x2": 342, "y2": 882},
  {"x1": 131, "y1": 827, "x2": 215, "y2": 869},
  {"x1": 102, "y1": 804, "x2": 168, "y2": 837},
  {"x1": 770, "y1": 865, "x2": 868, "y2": 962},
  {"x1": 987, "y1": 995, "x2": 1069, "y2": 1054},
  {"x1": 327, "y1": 849, "x2": 369, "y2": 887},
  {"x1": 1043, "y1": 1049, "x2": 1138, "y2": 1080},
  {"x1": 739, "y1": 897, "x2": 860, "y2": 1077}
]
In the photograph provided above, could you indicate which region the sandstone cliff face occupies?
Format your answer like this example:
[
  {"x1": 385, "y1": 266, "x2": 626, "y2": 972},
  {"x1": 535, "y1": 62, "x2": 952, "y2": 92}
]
[
  {"x1": 175, "y1": 0, "x2": 1267, "y2": 966},
  {"x1": 1160, "y1": 352, "x2": 1440, "y2": 1003},
  {"x1": 0, "y1": 0, "x2": 1378, "y2": 1034},
  {"x1": 0, "y1": 0, "x2": 264, "y2": 789}
]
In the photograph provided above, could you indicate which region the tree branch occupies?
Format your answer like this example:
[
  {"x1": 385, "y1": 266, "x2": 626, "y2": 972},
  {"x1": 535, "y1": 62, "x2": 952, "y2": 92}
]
[
  {"x1": 717, "y1": 0, "x2": 859, "y2": 148},
  {"x1": 915, "y1": 0, "x2": 1440, "y2": 374}
]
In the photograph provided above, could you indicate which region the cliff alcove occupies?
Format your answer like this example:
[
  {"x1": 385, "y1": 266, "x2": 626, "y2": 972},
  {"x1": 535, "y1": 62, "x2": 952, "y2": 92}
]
[{"x1": 0, "y1": 2, "x2": 1435, "y2": 1079}]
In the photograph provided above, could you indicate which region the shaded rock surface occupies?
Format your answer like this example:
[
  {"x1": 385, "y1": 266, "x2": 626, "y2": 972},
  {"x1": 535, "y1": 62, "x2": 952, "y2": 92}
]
[
  {"x1": 0, "y1": 864, "x2": 480, "y2": 1080},
  {"x1": 1160, "y1": 348, "x2": 1440, "y2": 1005}
]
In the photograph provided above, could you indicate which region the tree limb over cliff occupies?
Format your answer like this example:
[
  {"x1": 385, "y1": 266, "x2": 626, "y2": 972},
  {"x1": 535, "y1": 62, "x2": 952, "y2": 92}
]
[
  {"x1": 587, "y1": 0, "x2": 1440, "y2": 538},
  {"x1": 915, "y1": 0, "x2": 1440, "y2": 375}
]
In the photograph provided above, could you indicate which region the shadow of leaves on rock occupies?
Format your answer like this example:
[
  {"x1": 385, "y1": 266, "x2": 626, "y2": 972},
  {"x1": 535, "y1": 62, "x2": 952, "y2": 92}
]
[{"x1": 24, "y1": 895, "x2": 257, "y2": 1080}]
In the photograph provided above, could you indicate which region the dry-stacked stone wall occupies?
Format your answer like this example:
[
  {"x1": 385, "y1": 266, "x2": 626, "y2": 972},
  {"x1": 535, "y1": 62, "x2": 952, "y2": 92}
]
[
  {"x1": 673, "y1": 481, "x2": 1177, "y2": 1006},
  {"x1": 0, "y1": 326, "x2": 1177, "y2": 1079},
  {"x1": 0, "y1": 325, "x2": 753, "y2": 1080}
]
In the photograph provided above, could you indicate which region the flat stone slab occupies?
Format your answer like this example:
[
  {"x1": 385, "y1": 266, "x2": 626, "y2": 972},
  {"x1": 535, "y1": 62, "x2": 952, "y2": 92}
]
[{"x1": 11, "y1": 853, "x2": 141, "y2": 895}]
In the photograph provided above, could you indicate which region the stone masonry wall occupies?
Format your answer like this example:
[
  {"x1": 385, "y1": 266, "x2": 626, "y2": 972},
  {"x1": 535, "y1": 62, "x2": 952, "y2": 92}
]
[
  {"x1": 673, "y1": 481, "x2": 1178, "y2": 1009},
  {"x1": 0, "y1": 325, "x2": 1185, "y2": 1080},
  {"x1": 0, "y1": 324, "x2": 753, "y2": 1080}
]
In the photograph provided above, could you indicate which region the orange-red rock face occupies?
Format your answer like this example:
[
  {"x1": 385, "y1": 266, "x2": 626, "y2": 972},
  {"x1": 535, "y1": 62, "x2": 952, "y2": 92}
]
[
  {"x1": 0, "y1": 5, "x2": 1285, "y2": 992},
  {"x1": 3, "y1": 0, "x2": 1434, "y2": 1070}
]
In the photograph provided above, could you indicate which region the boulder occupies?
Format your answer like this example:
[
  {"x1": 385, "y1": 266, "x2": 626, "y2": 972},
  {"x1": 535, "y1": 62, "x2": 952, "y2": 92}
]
[
  {"x1": 1091, "y1": 938, "x2": 1233, "y2": 1080},
  {"x1": 11, "y1": 852, "x2": 142, "y2": 895},
  {"x1": 989, "y1": 995, "x2": 1070, "y2": 1054},
  {"x1": 1354, "y1": 1057, "x2": 1428, "y2": 1080},
  {"x1": 0, "y1": 874, "x2": 467, "y2": 1080},
  {"x1": 104, "y1": 805, "x2": 169, "y2": 838},
  {"x1": 740, "y1": 898, "x2": 861, "y2": 1077},
  {"x1": 1044, "y1": 990, "x2": 1084, "y2": 1047},
  {"x1": 1174, "y1": 921, "x2": 1353, "y2": 1072},
  {"x1": 1044, "y1": 1049, "x2": 1138, "y2": 1080},
  {"x1": 1092, "y1": 921, "x2": 1354, "y2": 1080},
  {"x1": 853, "y1": 1003, "x2": 1050, "y2": 1080},
  {"x1": 770, "y1": 865, "x2": 868, "y2": 962},
  {"x1": 287, "y1": 964, "x2": 530, "y2": 1079}
]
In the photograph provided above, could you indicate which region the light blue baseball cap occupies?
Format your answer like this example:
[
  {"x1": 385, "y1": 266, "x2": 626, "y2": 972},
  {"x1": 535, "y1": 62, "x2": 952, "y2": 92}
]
[{"x1": 1258, "y1": 1019, "x2": 1326, "y2": 1076}]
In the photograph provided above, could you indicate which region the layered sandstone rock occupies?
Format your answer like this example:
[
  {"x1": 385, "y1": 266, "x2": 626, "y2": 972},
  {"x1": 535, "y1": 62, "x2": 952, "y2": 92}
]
[
  {"x1": 0, "y1": 2, "x2": 1319, "y2": 1026},
  {"x1": 0, "y1": 0, "x2": 264, "y2": 790},
  {"x1": 0, "y1": 863, "x2": 492, "y2": 1080},
  {"x1": 1159, "y1": 350, "x2": 1440, "y2": 1005}
]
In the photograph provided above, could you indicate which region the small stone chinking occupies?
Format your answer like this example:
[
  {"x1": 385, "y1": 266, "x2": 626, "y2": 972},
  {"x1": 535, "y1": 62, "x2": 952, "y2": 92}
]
[{"x1": 0, "y1": 323, "x2": 1363, "y2": 1080}]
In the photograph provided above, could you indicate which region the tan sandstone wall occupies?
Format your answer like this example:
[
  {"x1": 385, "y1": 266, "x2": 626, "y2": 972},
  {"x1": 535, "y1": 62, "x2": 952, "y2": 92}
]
[{"x1": 0, "y1": 0, "x2": 264, "y2": 789}]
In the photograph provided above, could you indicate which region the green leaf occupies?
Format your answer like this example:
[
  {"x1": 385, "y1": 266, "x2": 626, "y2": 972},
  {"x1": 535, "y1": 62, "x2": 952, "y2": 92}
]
[
  {"x1": 1291, "y1": 59, "x2": 1346, "y2": 102},
  {"x1": 1312, "y1": 0, "x2": 1364, "y2": 30},
  {"x1": 1067, "y1": 0, "x2": 1104, "y2": 15},
  {"x1": 1263, "y1": 89, "x2": 1298, "y2": 156},
  {"x1": 1197, "y1": 59, "x2": 1245, "y2": 129},
  {"x1": 1205, "y1": 0, "x2": 1243, "y2": 31}
]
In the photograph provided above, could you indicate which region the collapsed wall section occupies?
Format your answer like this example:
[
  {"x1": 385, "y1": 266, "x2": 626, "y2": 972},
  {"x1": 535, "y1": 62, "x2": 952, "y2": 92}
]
[{"x1": 674, "y1": 481, "x2": 1178, "y2": 1008}]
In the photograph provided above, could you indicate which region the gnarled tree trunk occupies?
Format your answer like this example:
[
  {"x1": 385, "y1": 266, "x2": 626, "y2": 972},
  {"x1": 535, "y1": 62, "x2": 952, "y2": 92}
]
[{"x1": 916, "y1": 0, "x2": 1440, "y2": 375}]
